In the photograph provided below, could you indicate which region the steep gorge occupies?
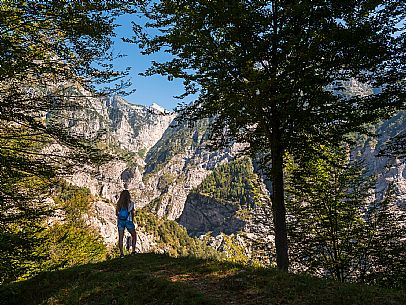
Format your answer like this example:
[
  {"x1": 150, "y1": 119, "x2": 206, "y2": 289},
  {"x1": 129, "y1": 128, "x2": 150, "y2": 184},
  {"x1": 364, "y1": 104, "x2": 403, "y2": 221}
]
[{"x1": 49, "y1": 85, "x2": 406, "y2": 264}]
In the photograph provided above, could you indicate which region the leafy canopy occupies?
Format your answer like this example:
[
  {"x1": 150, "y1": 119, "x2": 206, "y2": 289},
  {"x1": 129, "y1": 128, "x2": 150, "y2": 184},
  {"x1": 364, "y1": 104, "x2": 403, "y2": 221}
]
[
  {"x1": 136, "y1": 0, "x2": 405, "y2": 152},
  {"x1": 0, "y1": 0, "x2": 137, "y2": 283},
  {"x1": 135, "y1": 0, "x2": 405, "y2": 271}
]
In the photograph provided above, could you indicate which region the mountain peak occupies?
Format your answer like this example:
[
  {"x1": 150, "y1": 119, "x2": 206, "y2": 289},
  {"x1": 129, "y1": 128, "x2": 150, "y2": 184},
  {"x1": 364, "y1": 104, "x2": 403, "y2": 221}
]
[{"x1": 150, "y1": 102, "x2": 167, "y2": 114}]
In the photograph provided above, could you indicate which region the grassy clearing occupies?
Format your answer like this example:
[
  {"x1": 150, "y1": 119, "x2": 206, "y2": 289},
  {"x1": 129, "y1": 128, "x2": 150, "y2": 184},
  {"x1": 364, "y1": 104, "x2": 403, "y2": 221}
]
[{"x1": 1, "y1": 253, "x2": 405, "y2": 305}]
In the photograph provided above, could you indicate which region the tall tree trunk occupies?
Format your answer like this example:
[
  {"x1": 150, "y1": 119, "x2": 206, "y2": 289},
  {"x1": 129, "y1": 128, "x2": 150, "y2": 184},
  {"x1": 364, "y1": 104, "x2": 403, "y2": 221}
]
[
  {"x1": 271, "y1": 119, "x2": 289, "y2": 272},
  {"x1": 268, "y1": 0, "x2": 288, "y2": 272}
]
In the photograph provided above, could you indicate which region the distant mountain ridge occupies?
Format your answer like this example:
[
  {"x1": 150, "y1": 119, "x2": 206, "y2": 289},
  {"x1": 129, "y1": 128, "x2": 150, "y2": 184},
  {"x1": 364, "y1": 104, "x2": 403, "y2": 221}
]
[
  {"x1": 49, "y1": 84, "x2": 406, "y2": 263},
  {"x1": 47, "y1": 86, "x2": 273, "y2": 261}
]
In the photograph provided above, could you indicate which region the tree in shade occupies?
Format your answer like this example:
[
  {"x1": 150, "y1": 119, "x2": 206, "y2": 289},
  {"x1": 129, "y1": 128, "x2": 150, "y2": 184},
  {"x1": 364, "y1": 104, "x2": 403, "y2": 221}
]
[
  {"x1": 286, "y1": 144, "x2": 405, "y2": 287},
  {"x1": 134, "y1": 0, "x2": 405, "y2": 271},
  {"x1": 0, "y1": 0, "x2": 137, "y2": 283}
]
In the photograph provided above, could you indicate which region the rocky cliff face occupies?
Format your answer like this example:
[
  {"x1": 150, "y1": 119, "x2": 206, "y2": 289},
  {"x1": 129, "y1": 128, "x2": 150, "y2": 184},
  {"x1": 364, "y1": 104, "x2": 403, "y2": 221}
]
[
  {"x1": 58, "y1": 93, "x2": 176, "y2": 202},
  {"x1": 353, "y1": 111, "x2": 406, "y2": 211},
  {"x1": 178, "y1": 193, "x2": 246, "y2": 236},
  {"x1": 55, "y1": 83, "x2": 406, "y2": 263},
  {"x1": 47, "y1": 89, "x2": 243, "y2": 255}
]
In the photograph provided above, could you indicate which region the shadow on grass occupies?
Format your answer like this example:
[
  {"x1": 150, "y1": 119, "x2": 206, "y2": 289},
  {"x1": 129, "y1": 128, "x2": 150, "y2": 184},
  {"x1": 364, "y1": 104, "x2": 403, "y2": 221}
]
[
  {"x1": 1, "y1": 253, "x2": 406, "y2": 305},
  {"x1": 0, "y1": 254, "x2": 222, "y2": 305}
]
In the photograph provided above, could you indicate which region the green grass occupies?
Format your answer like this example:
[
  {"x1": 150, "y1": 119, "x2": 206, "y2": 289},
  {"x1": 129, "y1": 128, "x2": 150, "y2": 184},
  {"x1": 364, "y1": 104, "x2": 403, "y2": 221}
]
[{"x1": 1, "y1": 253, "x2": 405, "y2": 305}]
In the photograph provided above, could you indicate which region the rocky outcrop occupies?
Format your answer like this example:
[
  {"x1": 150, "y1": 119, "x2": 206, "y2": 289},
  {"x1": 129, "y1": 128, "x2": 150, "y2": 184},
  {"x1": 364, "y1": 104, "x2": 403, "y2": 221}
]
[
  {"x1": 178, "y1": 192, "x2": 275, "y2": 264},
  {"x1": 352, "y1": 111, "x2": 406, "y2": 212},
  {"x1": 105, "y1": 96, "x2": 176, "y2": 152},
  {"x1": 55, "y1": 84, "x2": 406, "y2": 263},
  {"x1": 53, "y1": 92, "x2": 176, "y2": 202},
  {"x1": 178, "y1": 193, "x2": 245, "y2": 236}
]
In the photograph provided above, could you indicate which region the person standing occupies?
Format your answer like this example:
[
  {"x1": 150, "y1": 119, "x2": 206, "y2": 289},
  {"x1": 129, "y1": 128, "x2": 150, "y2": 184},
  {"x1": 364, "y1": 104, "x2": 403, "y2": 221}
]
[{"x1": 115, "y1": 190, "x2": 137, "y2": 258}]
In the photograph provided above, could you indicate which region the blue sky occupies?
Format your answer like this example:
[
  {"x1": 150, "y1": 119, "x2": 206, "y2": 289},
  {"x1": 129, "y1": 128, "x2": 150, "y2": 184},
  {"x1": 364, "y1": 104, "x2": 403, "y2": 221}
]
[
  {"x1": 108, "y1": 13, "x2": 194, "y2": 111},
  {"x1": 109, "y1": 11, "x2": 404, "y2": 111}
]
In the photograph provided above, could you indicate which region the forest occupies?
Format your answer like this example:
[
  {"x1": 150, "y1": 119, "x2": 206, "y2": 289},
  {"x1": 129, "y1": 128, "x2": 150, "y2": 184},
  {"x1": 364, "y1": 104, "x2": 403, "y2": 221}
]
[{"x1": 1, "y1": 0, "x2": 405, "y2": 297}]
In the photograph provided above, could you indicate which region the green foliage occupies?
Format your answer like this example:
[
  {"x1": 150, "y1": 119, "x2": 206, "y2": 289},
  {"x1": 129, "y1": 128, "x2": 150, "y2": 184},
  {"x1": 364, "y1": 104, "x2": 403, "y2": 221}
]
[
  {"x1": 0, "y1": 0, "x2": 136, "y2": 192},
  {"x1": 53, "y1": 182, "x2": 92, "y2": 224},
  {"x1": 41, "y1": 183, "x2": 108, "y2": 271},
  {"x1": 0, "y1": 182, "x2": 108, "y2": 284},
  {"x1": 0, "y1": 214, "x2": 48, "y2": 284},
  {"x1": 145, "y1": 119, "x2": 210, "y2": 175},
  {"x1": 104, "y1": 140, "x2": 138, "y2": 166},
  {"x1": 136, "y1": 0, "x2": 405, "y2": 271},
  {"x1": 0, "y1": 129, "x2": 55, "y2": 284},
  {"x1": 135, "y1": 208, "x2": 222, "y2": 260},
  {"x1": 359, "y1": 187, "x2": 406, "y2": 288},
  {"x1": 157, "y1": 172, "x2": 177, "y2": 192},
  {"x1": 197, "y1": 158, "x2": 262, "y2": 207},
  {"x1": 285, "y1": 144, "x2": 406, "y2": 288},
  {"x1": 38, "y1": 224, "x2": 107, "y2": 272},
  {"x1": 0, "y1": 1, "x2": 135, "y2": 89},
  {"x1": 0, "y1": 1, "x2": 134, "y2": 283},
  {"x1": 375, "y1": 111, "x2": 406, "y2": 158},
  {"x1": 144, "y1": 196, "x2": 164, "y2": 213},
  {"x1": 137, "y1": 147, "x2": 147, "y2": 159},
  {"x1": 286, "y1": 146, "x2": 368, "y2": 281},
  {"x1": 219, "y1": 234, "x2": 250, "y2": 265}
]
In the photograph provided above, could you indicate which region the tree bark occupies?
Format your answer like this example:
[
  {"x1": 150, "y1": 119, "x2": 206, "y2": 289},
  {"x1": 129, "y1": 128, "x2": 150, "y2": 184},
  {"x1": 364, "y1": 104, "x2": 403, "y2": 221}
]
[
  {"x1": 267, "y1": 0, "x2": 289, "y2": 271},
  {"x1": 270, "y1": 119, "x2": 289, "y2": 272}
]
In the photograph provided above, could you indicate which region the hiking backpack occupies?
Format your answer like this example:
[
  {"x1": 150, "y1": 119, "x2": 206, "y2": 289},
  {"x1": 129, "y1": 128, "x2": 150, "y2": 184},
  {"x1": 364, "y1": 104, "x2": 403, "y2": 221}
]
[{"x1": 118, "y1": 207, "x2": 129, "y2": 220}]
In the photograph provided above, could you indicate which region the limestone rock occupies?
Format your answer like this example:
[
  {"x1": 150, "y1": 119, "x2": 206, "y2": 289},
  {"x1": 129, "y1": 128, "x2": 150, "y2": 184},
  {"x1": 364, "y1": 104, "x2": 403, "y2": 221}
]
[{"x1": 52, "y1": 84, "x2": 406, "y2": 262}]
